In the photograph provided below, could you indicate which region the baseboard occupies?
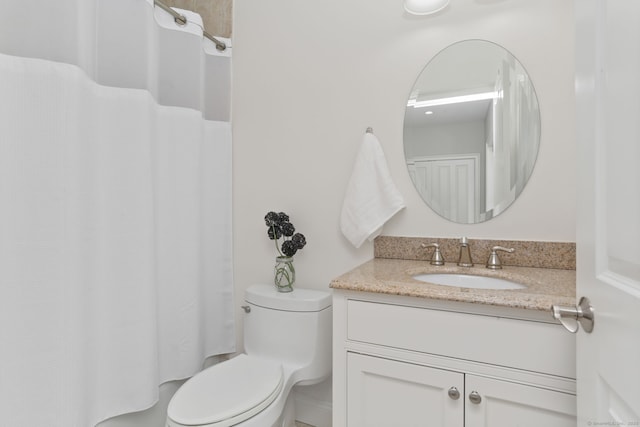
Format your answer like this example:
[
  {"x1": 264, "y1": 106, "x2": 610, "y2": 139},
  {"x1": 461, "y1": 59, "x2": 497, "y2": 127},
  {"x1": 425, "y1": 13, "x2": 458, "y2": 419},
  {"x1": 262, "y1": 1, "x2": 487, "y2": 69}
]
[{"x1": 294, "y1": 392, "x2": 332, "y2": 427}]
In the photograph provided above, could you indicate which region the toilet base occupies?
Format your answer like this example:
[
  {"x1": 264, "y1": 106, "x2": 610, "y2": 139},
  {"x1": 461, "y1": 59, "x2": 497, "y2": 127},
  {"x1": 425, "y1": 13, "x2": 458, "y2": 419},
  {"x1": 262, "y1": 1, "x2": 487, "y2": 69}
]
[{"x1": 279, "y1": 394, "x2": 296, "y2": 427}]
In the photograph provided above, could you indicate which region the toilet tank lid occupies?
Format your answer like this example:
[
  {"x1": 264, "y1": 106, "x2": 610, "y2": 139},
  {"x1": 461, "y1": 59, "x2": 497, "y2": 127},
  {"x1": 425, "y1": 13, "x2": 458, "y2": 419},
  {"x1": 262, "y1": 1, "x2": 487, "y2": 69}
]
[{"x1": 245, "y1": 284, "x2": 332, "y2": 312}]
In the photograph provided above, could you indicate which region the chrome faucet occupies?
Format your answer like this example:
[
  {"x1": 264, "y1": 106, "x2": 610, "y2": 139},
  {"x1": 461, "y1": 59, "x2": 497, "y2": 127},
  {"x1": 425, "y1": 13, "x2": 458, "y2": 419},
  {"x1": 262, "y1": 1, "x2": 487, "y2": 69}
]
[
  {"x1": 421, "y1": 243, "x2": 445, "y2": 266},
  {"x1": 457, "y1": 237, "x2": 473, "y2": 267},
  {"x1": 485, "y1": 246, "x2": 515, "y2": 269}
]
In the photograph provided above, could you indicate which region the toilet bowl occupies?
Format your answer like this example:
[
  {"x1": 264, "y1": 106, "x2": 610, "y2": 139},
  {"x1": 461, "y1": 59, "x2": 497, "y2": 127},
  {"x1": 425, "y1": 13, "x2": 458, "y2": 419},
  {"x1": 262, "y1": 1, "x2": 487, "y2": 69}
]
[{"x1": 166, "y1": 284, "x2": 332, "y2": 427}]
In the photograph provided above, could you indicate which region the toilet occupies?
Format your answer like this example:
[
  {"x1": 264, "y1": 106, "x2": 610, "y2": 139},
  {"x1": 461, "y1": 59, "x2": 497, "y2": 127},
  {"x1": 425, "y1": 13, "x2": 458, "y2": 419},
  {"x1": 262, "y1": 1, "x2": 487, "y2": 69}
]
[{"x1": 166, "y1": 284, "x2": 332, "y2": 427}]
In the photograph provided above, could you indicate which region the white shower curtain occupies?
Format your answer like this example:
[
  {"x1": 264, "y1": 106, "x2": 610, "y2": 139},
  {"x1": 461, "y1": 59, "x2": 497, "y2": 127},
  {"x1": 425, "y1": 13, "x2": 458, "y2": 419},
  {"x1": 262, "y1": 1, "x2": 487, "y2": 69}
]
[{"x1": 0, "y1": 1, "x2": 234, "y2": 426}]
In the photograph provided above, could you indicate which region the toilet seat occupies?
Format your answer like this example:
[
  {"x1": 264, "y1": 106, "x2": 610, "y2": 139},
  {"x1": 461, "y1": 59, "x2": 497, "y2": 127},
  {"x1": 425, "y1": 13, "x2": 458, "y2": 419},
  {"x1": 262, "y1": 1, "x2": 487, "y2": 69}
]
[{"x1": 167, "y1": 354, "x2": 284, "y2": 427}]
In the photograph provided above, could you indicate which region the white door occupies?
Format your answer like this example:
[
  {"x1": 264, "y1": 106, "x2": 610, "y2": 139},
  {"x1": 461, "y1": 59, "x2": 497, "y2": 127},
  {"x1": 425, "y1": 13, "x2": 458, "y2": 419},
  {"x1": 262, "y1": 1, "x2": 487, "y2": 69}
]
[
  {"x1": 414, "y1": 156, "x2": 478, "y2": 223},
  {"x1": 575, "y1": 0, "x2": 640, "y2": 424}
]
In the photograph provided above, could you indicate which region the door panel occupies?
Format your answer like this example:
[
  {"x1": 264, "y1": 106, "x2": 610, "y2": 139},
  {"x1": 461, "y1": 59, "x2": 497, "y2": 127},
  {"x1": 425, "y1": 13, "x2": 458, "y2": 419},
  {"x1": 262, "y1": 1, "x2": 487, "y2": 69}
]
[
  {"x1": 413, "y1": 155, "x2": 477, "y2": 223},
  {"x1": 465, "y1": 375, "x2": 576, "y2": 427},
  {"x1": 575, "y1": 0, "x2": 640, "y2": 424},
  {"x1": 347, "y1": 353, "x2": 463, "y2": 427}
]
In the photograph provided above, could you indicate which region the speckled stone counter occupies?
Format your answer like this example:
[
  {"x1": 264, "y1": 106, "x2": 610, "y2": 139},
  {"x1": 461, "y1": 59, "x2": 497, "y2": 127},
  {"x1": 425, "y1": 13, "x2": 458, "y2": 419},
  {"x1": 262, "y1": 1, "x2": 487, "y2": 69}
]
[
  {"x1": 330, "y1": 258, "x2": 575, "y2": 312},
  {"x1": 374, "y1": 236, "x2": 576, "y2": 270}
]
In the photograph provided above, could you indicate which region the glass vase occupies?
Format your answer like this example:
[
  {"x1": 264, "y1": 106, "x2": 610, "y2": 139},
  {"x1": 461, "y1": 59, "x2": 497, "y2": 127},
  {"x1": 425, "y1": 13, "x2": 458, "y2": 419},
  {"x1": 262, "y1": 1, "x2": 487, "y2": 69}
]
[{"x1": 274, "y1": 256, "x2": 295, "y2": 292}]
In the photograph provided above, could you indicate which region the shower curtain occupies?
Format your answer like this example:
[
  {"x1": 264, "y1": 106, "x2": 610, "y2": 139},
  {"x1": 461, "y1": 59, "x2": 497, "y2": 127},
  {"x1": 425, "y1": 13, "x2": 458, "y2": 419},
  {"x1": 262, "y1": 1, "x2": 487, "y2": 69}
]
[{"x1": 0, "y1": 1, "x2": 235, "y2": 426}]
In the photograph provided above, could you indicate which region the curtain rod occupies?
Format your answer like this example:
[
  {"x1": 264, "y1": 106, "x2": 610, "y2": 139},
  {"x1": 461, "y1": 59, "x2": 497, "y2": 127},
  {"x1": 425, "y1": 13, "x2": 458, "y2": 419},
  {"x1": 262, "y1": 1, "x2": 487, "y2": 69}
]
[{"x1": 154, "y1": 0, "x2": 227, "y2": 51}]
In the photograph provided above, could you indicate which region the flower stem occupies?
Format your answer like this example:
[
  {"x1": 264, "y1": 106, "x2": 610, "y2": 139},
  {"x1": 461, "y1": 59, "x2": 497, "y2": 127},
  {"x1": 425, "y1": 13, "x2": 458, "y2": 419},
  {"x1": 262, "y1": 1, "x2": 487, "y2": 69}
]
[{"x1": 272, "y1": 225, "x2": 284, "y2": 256}]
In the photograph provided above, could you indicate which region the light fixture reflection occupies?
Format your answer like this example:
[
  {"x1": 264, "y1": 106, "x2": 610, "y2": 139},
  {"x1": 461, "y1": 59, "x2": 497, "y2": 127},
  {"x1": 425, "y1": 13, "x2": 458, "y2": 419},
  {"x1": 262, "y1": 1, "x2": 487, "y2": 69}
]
[
  {"x1": 407, "y1": 91, "x2": 499, "y2": 108},
  {"x1": 404, "y1": 0, "x2": 449, "y2": 15}
]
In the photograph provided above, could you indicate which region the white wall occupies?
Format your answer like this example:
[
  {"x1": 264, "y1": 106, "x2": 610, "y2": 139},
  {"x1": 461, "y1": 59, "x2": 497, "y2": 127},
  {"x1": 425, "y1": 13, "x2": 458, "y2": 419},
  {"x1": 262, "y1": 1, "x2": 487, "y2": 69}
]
[{"x1": 404, "y1": 120, "x2": 486, "y2": 159}]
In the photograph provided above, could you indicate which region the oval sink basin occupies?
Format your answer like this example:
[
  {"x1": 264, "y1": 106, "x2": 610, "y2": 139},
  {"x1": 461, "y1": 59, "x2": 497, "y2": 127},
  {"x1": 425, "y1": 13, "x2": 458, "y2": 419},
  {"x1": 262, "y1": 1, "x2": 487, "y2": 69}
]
[{"x1": 412, "y1": 273, "x2": 526, "y2": 290}]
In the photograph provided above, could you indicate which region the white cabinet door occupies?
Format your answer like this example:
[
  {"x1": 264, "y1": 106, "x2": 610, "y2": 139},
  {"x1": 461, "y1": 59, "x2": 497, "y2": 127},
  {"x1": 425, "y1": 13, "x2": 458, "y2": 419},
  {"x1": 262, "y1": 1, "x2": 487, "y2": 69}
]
[
  {"x1": 347, "y1": 353, "x2": 463, "y2": 427},
  {"x1": 465, "y1": 375, "x2": 576, "y2": 427}
]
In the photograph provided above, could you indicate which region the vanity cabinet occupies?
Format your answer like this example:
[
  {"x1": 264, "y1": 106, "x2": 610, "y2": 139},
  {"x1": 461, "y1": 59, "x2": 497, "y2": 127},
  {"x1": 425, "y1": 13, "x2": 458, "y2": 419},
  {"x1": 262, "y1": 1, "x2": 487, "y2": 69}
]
[{"x1": 333, "y1": 290, "x2": 577, "y2": 427}]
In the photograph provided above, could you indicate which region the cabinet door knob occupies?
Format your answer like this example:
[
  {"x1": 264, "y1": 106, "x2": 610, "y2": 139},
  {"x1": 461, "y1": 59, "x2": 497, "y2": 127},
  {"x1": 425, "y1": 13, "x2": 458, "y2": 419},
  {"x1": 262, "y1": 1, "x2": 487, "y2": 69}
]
[
  {"x1": 469, "y1": 391, "x2": 482, "y2": 404},
  {"x1": 447, "y1": 386, "x2": 460, "y2": 400}
]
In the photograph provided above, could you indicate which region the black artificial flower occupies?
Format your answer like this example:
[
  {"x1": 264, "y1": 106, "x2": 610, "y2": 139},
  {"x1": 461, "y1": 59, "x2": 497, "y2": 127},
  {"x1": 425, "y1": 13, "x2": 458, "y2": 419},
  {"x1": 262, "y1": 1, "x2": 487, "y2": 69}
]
[
  {"x1": 292, "y1": 233, "x2": 306, "y2": 249},
  {"x1": 264, "y1": 211, "x2": 279, "y2": 227},
  {"x1": 267, "y1": 225, "x2": 282, "y2": 240},
  {"x1": 265, "y1": 211, "x2": 307, "y2": 257},
  {"x1": 281, "y1": 222, "x2": 295, "y2": 237},
  {"x1": 277, "y1": 212, "x2": 289, "y2": 224},
  {"x1": 281, "y1": 240, "x2": 298, "y2": 257}
]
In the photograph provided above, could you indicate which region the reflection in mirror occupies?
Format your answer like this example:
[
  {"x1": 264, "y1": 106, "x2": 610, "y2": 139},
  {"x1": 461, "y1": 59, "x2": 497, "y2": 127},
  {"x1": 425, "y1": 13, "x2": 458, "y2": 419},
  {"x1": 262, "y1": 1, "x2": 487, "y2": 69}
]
[{"x1": 403, "y1": 40, "x2": 540, "y2": 224}]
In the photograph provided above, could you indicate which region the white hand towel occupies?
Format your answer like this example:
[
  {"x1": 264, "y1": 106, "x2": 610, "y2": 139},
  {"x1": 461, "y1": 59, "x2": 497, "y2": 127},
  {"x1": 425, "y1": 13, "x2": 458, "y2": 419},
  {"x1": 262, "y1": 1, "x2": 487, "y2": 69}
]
[{"x1": 340, "y1": 132, "x2": 406, "y2": 248}]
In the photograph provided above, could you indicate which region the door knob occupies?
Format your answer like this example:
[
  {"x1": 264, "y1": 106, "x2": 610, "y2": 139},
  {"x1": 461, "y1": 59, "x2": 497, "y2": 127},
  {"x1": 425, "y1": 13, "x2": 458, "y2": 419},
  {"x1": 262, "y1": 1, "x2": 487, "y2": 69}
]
[{"x1": 551, "y1": 296, "x2": 594, "y2": 333}]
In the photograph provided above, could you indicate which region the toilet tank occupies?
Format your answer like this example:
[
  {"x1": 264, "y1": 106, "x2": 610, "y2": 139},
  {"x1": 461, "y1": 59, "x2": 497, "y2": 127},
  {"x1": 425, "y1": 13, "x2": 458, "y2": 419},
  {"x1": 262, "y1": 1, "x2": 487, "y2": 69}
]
[{"x1": 243, "y1": 284, "x2": 332, "y2": 384}]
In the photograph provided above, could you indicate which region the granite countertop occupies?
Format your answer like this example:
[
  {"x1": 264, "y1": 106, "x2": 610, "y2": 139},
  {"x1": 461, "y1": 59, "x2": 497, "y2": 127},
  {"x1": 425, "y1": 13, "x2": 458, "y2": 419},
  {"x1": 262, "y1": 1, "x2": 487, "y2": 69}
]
[{"x1": 330, "y1": 258, "x2": 576, "y2": 312}]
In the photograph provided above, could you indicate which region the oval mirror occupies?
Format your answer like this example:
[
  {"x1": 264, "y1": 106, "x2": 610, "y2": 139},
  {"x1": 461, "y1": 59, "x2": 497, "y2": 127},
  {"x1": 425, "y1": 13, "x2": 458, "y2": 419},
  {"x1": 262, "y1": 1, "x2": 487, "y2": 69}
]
[{"x1": 403, "y1": 40, "x2": 540, "y2": 224}]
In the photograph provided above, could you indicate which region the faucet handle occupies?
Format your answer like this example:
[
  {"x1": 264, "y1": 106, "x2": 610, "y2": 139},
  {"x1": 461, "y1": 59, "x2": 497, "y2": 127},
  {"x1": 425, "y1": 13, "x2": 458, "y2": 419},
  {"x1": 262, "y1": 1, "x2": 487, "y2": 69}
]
[
  {"x1": 421, "y1": 243, "x2": 445, "y2": 266},
  {"x1": 486, "y1": 246, "x2": 515, "y2": 270}
]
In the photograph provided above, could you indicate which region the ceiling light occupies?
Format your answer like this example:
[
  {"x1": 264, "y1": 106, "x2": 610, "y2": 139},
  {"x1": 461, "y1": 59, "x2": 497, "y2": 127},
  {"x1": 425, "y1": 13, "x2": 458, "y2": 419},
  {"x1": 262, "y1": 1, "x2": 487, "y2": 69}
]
[{"x1": 404, "y1": 0, "x2": 449, "y2": 15}]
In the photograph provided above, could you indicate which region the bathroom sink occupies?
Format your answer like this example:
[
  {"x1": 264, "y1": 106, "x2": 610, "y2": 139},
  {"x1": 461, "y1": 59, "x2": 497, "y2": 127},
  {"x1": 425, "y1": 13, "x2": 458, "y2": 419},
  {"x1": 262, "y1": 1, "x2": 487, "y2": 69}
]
[{"x1": 412, "y1": 273, "x2": 526, "y2": 290}]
